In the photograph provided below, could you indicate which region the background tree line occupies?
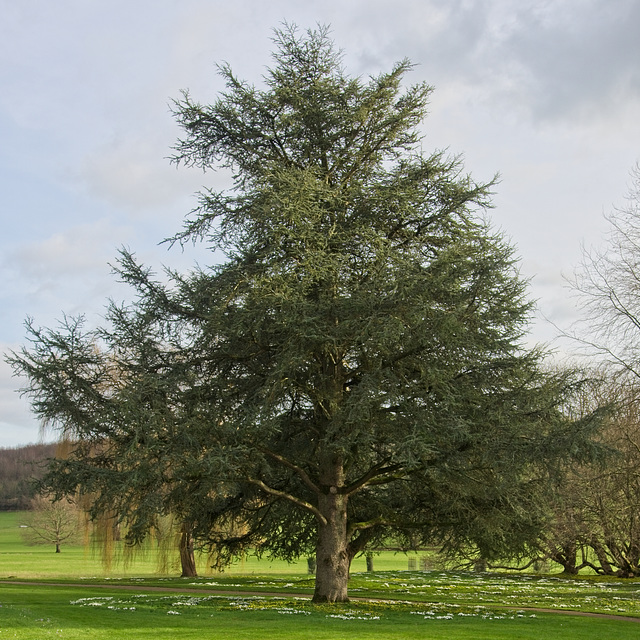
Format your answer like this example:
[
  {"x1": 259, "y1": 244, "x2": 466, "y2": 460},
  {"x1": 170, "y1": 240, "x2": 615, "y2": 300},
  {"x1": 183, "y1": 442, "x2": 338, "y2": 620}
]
[
  {"x1": 468, "y1": 374, "x2": 640, "y2": 578},
  {"x1": 0, "y1": 443, "x2": 57, "y2": 510},
  {"x1": 538, "y1": 165, "x2": 640, "y2": 578},
  {"x1": 542, "y1": 380, "x2": 640, "y2": 578},
  {"x1": 451, "y1": 165, "x2": 640, "y2": 578}
]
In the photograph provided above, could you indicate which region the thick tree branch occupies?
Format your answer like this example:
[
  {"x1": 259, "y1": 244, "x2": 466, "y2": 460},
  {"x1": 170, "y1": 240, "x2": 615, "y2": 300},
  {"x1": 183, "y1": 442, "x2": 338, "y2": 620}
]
[
  {"x1": 347, "y1": 516, "x2": 392, "y2": 538},
  {"x1": 257, "y1": 447, "x2": 321, "y2": 494},
  {"x1": 246, "y1": 478, "x2": 327, "y2": 525},
  {"x1": 344, "y1": 462, "x2": 405, "y2": 495}
]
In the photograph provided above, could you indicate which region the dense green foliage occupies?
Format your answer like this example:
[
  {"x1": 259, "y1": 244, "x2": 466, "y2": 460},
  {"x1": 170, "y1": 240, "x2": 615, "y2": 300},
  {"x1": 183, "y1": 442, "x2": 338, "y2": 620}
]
[{"x1": 7, "y1": 26, "x2": 603, "y2": 601}]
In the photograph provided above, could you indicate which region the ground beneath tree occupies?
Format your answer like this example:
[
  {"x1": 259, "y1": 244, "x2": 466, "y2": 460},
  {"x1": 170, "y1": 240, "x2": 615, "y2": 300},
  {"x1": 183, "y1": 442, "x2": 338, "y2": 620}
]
[{"x1": 3, "y1": 580, "x2": 639, "y2": 624}]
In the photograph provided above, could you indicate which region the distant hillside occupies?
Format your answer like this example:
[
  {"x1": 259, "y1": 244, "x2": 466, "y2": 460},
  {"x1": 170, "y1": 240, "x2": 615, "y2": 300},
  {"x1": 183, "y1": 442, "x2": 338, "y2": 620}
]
[{"x1": 0, "y1": 443, "x2": 58, "y2": 510}]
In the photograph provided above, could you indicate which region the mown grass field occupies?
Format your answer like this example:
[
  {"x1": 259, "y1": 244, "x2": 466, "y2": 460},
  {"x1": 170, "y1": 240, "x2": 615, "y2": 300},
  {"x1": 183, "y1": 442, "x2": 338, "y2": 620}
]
[
  {"x1": 0, "y1": 510, "x2": 432, "y2": 578},
  {"x1": 2, "y1": 511, "x2": 640, "y2": 638}
]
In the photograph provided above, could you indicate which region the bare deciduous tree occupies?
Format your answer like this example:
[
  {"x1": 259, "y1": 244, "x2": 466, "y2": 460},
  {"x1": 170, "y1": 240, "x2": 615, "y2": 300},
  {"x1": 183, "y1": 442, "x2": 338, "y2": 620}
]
[
  {"x1": 541, "y1": 378, "x2": 640, "y2": 577},
  {"x1": 571, "y1": 164, "x2": 640, "y2": 377},
  {"x1": 20, "y1": 495, "x2": 81, "y2": 553}
]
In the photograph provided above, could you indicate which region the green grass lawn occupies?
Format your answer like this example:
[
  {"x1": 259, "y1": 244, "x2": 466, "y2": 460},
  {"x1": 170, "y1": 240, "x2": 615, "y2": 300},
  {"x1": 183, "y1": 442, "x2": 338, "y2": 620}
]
[
  {"x1": 2, "y1": 582, "x2": 639, "y2": 640},
  {"x1": 2, "y1": 511, "x2": 640, "y2": 638},
  {"x1": 0, "y1": 511, "x2": 428, "y2": 578}
]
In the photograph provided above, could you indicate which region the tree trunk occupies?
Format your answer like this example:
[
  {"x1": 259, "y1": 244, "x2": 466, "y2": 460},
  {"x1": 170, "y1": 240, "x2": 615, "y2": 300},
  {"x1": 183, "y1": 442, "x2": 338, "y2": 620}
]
[
  {"x1": 55, "y1": 543, "x2": 61, "y2": 553},
  {"x1": 179, "y1": 526, "x2": 197, "y2": 578},
  {"x1": 307, "y1": 557, "x2": 316, "y2": 574},
  {"x1": 590, "y1": 537, "x2": 615, "y2": 575},
  {"x1": 366, "y1": 553, "x2": 374, "y2": 572},
  {"x1": 313, "y1": 491, "x2": 350, "y2": 602},
  {"x1": 550, "y1": 542, "x2": 579, "y2": 575}
]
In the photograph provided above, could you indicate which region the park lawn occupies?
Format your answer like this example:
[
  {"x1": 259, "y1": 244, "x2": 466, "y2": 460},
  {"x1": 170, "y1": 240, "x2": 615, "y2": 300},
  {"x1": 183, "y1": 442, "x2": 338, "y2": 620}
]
[
  {"x1": 31, "y1": 570, "x2": 640, "y2": 618},
  {"x1": 0, "y1": 511, "x2": 422, "y2": 578},
  {"x1": 0, "y1": 510, "x2": 160, "y2": 578},
  {"x1": 2, "y1": 582, "x2": 640, "y2": 640},
  {"x1": 4, "y1": 510, "x2": 640, "y2": 637}
]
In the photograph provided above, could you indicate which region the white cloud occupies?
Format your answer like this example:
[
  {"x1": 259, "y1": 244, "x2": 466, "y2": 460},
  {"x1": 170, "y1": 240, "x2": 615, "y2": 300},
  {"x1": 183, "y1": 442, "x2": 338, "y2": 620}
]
[
  {"x1": 0, "y1": 220, "x2": 133, "y2": 348},
  {"x1": 337, "y1": 0, "x2": 640, "y2": 127},
  {"x1": 78, "y1": 133, "x2": 234, "y2": 216},
  {"x1": 6, "y1": 219, "x2": 129, "y2": 281}
]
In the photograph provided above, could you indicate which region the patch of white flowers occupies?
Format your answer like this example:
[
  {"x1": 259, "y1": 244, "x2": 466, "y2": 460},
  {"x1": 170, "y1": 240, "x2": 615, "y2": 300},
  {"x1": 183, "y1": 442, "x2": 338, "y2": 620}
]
[
  {"x1": 68, "y1": 569, "x2": 640, "y2": 623},
  {"x1": 70, "y1": 597, "x2": 113, "y2": 606}
]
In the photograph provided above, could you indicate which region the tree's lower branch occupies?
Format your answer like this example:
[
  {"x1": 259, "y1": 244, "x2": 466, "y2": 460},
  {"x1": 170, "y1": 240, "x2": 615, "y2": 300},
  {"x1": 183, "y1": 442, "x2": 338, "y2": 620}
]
[
  {"x1": 485, "y1": 557, "x2": 540, "y2": 572},
  {"x1": 247, "y1": 478, "x2": 327, "y2": 526},
  {"x1": 257, "y1": 447, "x2": 320, "y2": 494},
  {"x1": 344, "y1": 463, "x2": 405, "y2": 495},
  {"x1": 347, "y1": 516, "x2": 391, "y2": 538}
]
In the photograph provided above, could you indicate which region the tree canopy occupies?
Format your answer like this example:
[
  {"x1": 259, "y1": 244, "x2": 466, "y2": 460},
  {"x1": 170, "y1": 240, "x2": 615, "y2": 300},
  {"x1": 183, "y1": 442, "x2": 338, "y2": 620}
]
[{"x1": 7, "y1": 25, "x2": 602, "y2": 602}]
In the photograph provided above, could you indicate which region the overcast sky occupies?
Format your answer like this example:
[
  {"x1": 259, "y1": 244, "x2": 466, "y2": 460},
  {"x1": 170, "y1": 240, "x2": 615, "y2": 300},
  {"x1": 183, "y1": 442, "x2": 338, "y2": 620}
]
[{"x1": 1, "y1": 0, "x2": 639, "y2": 447}]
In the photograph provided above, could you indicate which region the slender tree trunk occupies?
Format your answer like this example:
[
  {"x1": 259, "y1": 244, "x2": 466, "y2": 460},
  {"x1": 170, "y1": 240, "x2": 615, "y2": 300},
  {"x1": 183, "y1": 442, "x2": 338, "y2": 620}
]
[
  {"x1": 179, "y1": 525, "x2": 197, "y2": 578},
  {"x1": 313, "y1": 491, "x2": 350, "y2": 602},
  {"x1": 307, "y1": 557, "x2": 316, "y2": 574},
  {"x1": 55, "y1": 543, "x2": 61, "y2": 553},
  {"x1": 366, "y1": 553, "x2": 374, "y2": 572}
]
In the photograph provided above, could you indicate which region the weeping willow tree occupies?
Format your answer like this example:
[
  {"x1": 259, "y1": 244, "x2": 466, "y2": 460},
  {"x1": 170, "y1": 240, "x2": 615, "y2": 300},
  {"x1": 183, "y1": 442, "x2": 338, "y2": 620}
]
[
  {"x1": 8, "y1": 25, "x2": 604, "y2": 601},
  {"x1": 25, "y1": 338, "x2": 201, "y2": 577}
]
